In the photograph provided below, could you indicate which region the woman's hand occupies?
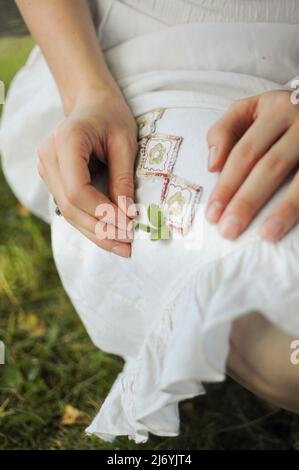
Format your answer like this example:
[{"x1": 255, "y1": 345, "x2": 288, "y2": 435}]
[
  {"x1": 38, "y1": 89, "x2": 138, "y2": 258},
  {"x1": 16, "y1": 0, "x2": 138, "y2": 257},
  {"x1": 206, "y1": 90, "x2": 299, "y2": 241}
]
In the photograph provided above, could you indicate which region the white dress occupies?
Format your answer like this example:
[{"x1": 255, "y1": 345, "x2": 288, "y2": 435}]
[{"x1": 1, "y1": 0, "x2": 299, "y2": 443}]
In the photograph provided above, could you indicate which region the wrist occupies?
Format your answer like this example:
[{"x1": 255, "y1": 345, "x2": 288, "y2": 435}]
[{"x1": 62, "y1": 79, "x2": 123, "y2": 115}]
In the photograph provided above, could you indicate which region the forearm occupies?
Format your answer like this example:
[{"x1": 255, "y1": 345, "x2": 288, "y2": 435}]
[{"x1": 16, "y1": 0, "x2": 121, "y2": 114}]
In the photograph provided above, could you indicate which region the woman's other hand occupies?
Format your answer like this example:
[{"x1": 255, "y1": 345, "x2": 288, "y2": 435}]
[{"x1": 206, "y1": 90, "x2": 299, "y2": 241}]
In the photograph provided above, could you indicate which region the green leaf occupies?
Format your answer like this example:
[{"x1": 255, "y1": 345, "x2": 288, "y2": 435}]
[
  {"x1": 133, "y1": 220, "x2": 140, "y2": 230},
  {"x1": 150, "y1": 229, "x2": 160, "y2": 241},
  {"x1": 150, "y1": 225, "x2": 171, "y2": 241},
  {"x1": 147, "y1": 204, "x2": 164, "y2": 228},
  {"x1": 133, "y1": 220, "x2": 151, "y2": 232},
  {"x1": 139, "y1": 223, "x2": 151, "y2": 233},
  {"x1": 159, "y1": 225, "x2": 171, "y2": 240},
  {"x1": 133, "y1": 205, "x2": 169, "y2": 240}
]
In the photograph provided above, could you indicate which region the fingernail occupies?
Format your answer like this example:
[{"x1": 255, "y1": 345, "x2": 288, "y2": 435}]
[
  {"x1": 206, "y1": 201, "x2": 223, "y2": 223},
  {"x1": 219, "y1": 215, "x2": 241, "y2": 239},
  {"x1": 111, "y1": 245, "x2": 130, "y2": 258},
  {"x1": 126, "y1": 197, "x2": 138, "y2": 218},
  {"x1": 261, "y1": 217, "x2": 285, "y2": 240},
  {"x1": 208, "y1": 146, "x2": 218, "y2": 169},
  {"x1": 118, "y1": 196, "x2": 138, "y2": 218}
]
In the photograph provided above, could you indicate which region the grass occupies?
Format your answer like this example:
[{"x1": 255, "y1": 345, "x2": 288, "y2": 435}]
[
  {"x1": 0, "y1": 36, "x2": 299, "y2": 450},
  {"x1": 0, "y1": 37, "x2": 34, "y2": 92}
]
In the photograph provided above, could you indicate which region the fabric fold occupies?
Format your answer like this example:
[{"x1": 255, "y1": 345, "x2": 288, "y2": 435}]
[
  {"x1": 1, "y1": 8, "x2": 299, "y2": 445},
  {"x1": 85, "y1": 240, "x2": 299, "y2": 443}
]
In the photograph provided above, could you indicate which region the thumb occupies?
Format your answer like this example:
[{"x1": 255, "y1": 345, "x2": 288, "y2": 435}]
[
  {"x1": 207, "y1": 96, "x2": 258, "y2": 172},
  {"x1": 107, "y1": 131, "x2": 138, "y2": 218}
]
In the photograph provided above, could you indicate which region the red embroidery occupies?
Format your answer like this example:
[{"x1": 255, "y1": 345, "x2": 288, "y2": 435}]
[
  {"x1": 136, "y1": 108, "x2": 165, "y2": 139},
  {"x1": 160, "y1": 174, "x2": 203, "y2": 233},
  {"x1": 137, "y1": 134, "x2": 183, "y2": 177},
  {"x1": 135, "y1": 107, "x2": 203, "y2": 234}
]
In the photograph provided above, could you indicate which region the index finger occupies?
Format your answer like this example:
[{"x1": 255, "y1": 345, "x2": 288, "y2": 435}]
[{"x1": 55, "y1": 128, "x2": 132, "y2": 230}]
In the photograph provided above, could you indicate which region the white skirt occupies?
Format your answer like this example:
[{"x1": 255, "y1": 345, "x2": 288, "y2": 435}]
[{"x1": 1, "y1": 9, "x2": 299, "y2": 443}]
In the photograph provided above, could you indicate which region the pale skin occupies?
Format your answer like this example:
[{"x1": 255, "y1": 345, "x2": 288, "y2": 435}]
[
  {"x1": 16, "y1": 0, "x2": 138, "y2": 259},
  {"x1": 206, "y1": 91, "x2": 299, "y2": 241},
  {"x1": 16, "y1": 0, "x2": 299, "y2": 412}
]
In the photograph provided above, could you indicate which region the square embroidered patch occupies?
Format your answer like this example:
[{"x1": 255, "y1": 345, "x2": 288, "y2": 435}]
[
  {"x1": 137, "y1": 134, "x2": 183, "y2": 177},
  {"x1": 160, "y1": 174, "x2": 203, "y2": 233},
  {"x1": 136, "y1": 108, "x2": 165, "y2": 139}
]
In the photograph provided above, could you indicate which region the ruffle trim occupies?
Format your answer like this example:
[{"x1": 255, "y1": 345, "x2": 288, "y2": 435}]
[{"x1": 85, "y1": 239, "x2": 299, "y2": 443}]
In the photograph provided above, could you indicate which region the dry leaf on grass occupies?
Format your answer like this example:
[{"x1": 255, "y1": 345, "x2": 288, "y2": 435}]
[
  {"x1": 16, "y1": 203, "x2": 30, "y2": 217},
  {"x1": 60, "y1": 404, "x2": 90, "y2": 426},
  {"x1": 18, "y1": 312, "x2": 46, "y2": 337}
]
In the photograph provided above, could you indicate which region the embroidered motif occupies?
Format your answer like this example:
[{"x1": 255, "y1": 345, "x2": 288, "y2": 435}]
[
  {"x1": 133, "y1": 204, "x2": 171, "y2": 241},
  {"x1": 135, "y1": 107, "x2": 203, "y2": 234},
  {"x1": 137, "y1": 134, "x2": 183, "y2": 177},
  {"x1": 161, "y1": 174, "x2": 203, "y2": 233},
  {"x1": 136, "y1": 108, "x2": 165, "y2": 139}
]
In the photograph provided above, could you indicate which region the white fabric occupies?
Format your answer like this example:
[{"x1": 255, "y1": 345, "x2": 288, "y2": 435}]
[
  {"x1": 119, "y1": 0, "x2": 299, "y2": 24},
  {"x1": 96, "y1": 0, "x2": 299, "y2": 50},
  {"x1": 1, "y1": 1, "x2": 299, "y2": 444}
]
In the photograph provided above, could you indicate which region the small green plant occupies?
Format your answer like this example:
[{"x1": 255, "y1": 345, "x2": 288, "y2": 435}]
[{"x1": 133, "y1": 204, "x2": 171, "y2": 241}]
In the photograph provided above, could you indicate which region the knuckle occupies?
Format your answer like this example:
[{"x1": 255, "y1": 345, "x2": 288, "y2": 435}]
[
  {"x1": 238, "y1": 140, "x2": 258, "y2": 163},
  {"x1": 117, "y1": 171, "x2": 134, "y2": 185},
  {"x1": 285, "y1": 200, "x2": 299, "y2": 220},
  {"x1": 214, "y1": 180, "x2": 234, "y2": 202},
  {"x1": 116, "y1": 172, "x2": 134, "y2": 191},
  {"x1": 110, "y1": 172, "x2": 134, "y2": 201},
  {"x1": 274, "y1": 92, "x2": 292, "y2": 111},
  {"x1": 265, "y1": 153, "x2": 287, "y2": 180},
  {"x1": 272, "y1": 92, "x2": 295, "y2": 124},
  {"x1": 207, "y1": 120, "x2": 230, "y2": 144},
  {"x1": 65, "y1": 187, "x2": 79, "y2": 206},
  {"x1": 112, "y1": 127, "x2": 138, "y2": 150},
  {"x1": 232, "y1": 195, "x2": 255, "y2": 217},
  {"x1": 110, "y1": 127, "x2": 126, "y2": 144},
  {"x1": 54, "y1": 122, "x2": 82, "y2": 148}
]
